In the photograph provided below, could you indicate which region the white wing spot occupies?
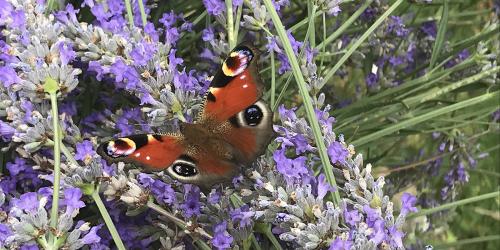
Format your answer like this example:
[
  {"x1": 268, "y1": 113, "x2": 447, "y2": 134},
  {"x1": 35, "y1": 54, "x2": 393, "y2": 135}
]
[
  {"x1": 146, "y1": 156, "x2": 151, "y2": 160},
  {"x1": 135, "y1": 152, "x2": 141, "y2": 157},
  {"x1": 240, "y1": 75, "x2": 247, "y2": 80},
  {"x1": 242, "y1": 84, "x2": 248, "y2": 88}
]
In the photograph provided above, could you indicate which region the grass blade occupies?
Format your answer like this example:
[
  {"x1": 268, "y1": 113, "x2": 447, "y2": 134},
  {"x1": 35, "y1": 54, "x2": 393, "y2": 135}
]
[
  {"x1": 321, "y1": 0, "x2": 405, "y2": 87},
  {"x1": 262, "y1": 0, "x2": 341, "y2": 205},
  {"x1": 351, "y1": 91, "x2": 499, "y2": 146},
  {"x1": 429, "y1": 0, "x2": 449, "y2": 69}
]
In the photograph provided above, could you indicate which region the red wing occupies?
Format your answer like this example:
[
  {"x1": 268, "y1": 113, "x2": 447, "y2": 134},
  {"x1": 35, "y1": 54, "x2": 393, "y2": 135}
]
[
  {"x1": 97, "y1": 134, "x2": 184, "y2": 171},
  {"x1": 200, "y1": 44, "x2": 264, "y2": 122}
]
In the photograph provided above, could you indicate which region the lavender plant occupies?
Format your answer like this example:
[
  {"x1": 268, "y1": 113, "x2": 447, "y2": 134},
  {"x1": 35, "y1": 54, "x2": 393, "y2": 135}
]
[{"x1": 0, "y1": 0, "x2": 498, "y2": 249}]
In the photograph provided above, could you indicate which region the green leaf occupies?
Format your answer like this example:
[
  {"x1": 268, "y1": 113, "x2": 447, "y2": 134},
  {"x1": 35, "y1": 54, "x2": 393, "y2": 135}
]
[
  {"x1": 429, "y1": 0, "x2": 449, "y2": 69},
  {"x1": 351, "y1": 91, "x2": 499, "y2": 146}
]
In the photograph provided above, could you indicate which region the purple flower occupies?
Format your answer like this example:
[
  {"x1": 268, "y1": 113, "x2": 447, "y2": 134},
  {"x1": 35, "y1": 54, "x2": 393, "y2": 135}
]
[
  {"x1": 400, "y1": 192, "x2": 418, "y2": 216},
  {"x1": 363, "y1": 205, "x2": 380, "y2": 227},
  {"x1": 273, "y1": 148, "x2": 309, "y2": 180},
  {"x1": 202, "y1": 27, "x2": 215, "y2": 42},
  {"x1": 208, "y1": 190, "x2": 221, "y2": 204},
  {"x1": 0, "y1": 0, "x2": 13, "y2": 22},
  {"x1": 10, "y1": 10, "x2": 26, "y2": 29},
  {"x1": 110, "y1": 59, "x2": 140, "y2": 90},
  {"x1": 54, "y1": 4, "x2": 79, "y2": 24},
  {"x1": 388, "y1": 226, "x2": 404, "y2": 248},
  {"x1": 317, "y1": 174, "x2": 335, "y2": 199},
  {"x1": 211, "y1": 221, "x2": 233, "y2": 249},
  {"x1": 181, "y1": 185, "x2": 201, "y2": 218},
  {"x1": 91, "y1": 4, "x2": 111, "y2": 21},
  {"x1": 82, "y1": 224, "x2": 103, "y2": 244},
  {"x1": 130, "y1": 41, "x2": 156, "y2": 66},
  {"x1": 326, "y1": 1, "x2": 342, "y2": 16},
  {"x1": 60, "y1": 100, "x2": 77, "y2": 116},
  {"x1": 203, "y1": 0, "x2": 225, "y2": 16},
  {"x1": 420, "y1": 21, "x2": 437, "y2": 38},
  {"x1": 266, "y1": 36, "x2": 282, "y2": 53},
  {"x1": 387, "y1": 16, "x2": 409, "y2": 37},
  {"x1": 0, "y1": 120, "x2": 16, "y2": 141},
  {"x1": 151, "y1": 180, "x2": 176, "y2": 205},
  {"x1": 327, "y1": 141, "x2": 348, "y2": 164},
  {"x1": 344, "y1": 208, "x2": 361, "y2": 226},
  {"x1": 116, "y1": 108, "x2": 147, "y2": 136},
  {"x1": 329, "y1": 237, "x2": 352, "y2": 250},
  {"x1": 61, "y1": 188, "x2": 86, "y2": 212},
  {"x1": 159, "y1": 11, "x2": 178, "y2": 27},
  {"x1": 0, "y1": 66, "x2": 20, "y2": 87},
  {"x1": 277, "y1": 53, "x2": 291, "y2": 73},
  {"x1": 230, "y1": 205, "x2": 255, "y2": 228},
  {"x1": 0, "y1": 223, "x2": 12, "y2": 246},
  {"x1": 19, "y1": 244, "x2": 39, "y2": 250},
  {"x1": 272, "y1": 0, "x2": 290, "y2": 11},
  {"x1": 370, "y1": 219, "x2": 386, "y2": 244},
  {"x1": 445, "y1": 49, "x2": 470, "y2": 68},
  {"x1": 107, "y1": 0, "x2": 124, "y2": 15},
  {"x1": 165, "y1": 27, "x2": 180, "y2": 45},
  {"x1": 14, "y1": 192, "x2": 39, "y2": 213},
  {"x1": 6, "y1": 158, "x2": 28, "y2": 176},
  {"x1": 74, "y1": 140, "x2": 96, "y2": 163},
  {"x1": 58, "y1": 42, "x2": 76, "y2": 65},
  {"x1": 365, "y1": 72, "x2": 378, "y2": 88},
  {"x1": 144, "y1": 22, "x2": 159, "y2": 42},
  {"x1": 389, "y1": 56, "x2": 404, "y2": 66}
]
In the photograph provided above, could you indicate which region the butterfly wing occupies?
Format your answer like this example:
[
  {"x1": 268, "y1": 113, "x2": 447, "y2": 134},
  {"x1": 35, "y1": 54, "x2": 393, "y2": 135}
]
[
  {"x1": 201, "y1": 44, "x2": 264, "y2": 122},
  {"x1": 97, "y1": 132, "x2": 239, "y2": 190},
  {"x1": 97, "y1": 134, "x2": 184, "y2": 170},
  {"x1": 199, "y1": 44, "x2": 273, "y2": 164}
]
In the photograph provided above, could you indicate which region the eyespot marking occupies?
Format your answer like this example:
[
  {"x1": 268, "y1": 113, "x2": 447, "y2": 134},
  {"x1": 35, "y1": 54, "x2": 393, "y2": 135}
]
[
  {"x1": 244, "y1": 105, "x2": 263, "y2": 126},
  {"x1": 221, "y1": 47, "x2": 254, "y2": 77},
  {"x1": 105, "y1": 138, "x2": 136, "y2": 157}
]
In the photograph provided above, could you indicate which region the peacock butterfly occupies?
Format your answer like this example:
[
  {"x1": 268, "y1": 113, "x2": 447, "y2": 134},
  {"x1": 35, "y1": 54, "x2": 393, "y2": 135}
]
[{"x1": 97, "y1": 43, "x2": 273, "y2": 190}]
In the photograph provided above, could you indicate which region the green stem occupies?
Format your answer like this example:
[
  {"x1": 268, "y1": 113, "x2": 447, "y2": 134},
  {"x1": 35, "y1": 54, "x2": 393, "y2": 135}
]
[
  {"x1": 137, "y1": 0, "x2": 148, "y2": 27},
  {"x1": 225, "y1": 0, "x2": 235, "y2": 49},
  {"x1": 124, "y1": 0, "x2": 134, "y2": 29},
  {"x1": 270, "y1": 51, "x2": 276, "y2": 108},
  {"x1": 91, "y1": 185, "x2": 126, "y2": 250},
  {"x1": 262, "y1": 0, "x2": 340, "y2": 205},
  {"x1": 49, "y1": 92, "x2": 61, "y2": 232},
  {"x1": 37, "y1": 236, "x2": 50, "y2": 250},
  {"x1": 254, "y1": 223, "x2": 282, "y2": 250},
  {"x1": 408, "y1": 191, "x2": 500, "y2": 219},
  {"x1": 307, "y1": 1, "x2": 316, "y2": 47},
  {"x1": 147, "y1": 200, "x2": 213, "y2": 239},
  {"x1": 234, "y1": 5, "x2": 242, "y2": 41},
  {"x1": 429, "y1": 0, "x2": 449, "y2": 69},
  {"x1": 59, "y1": 142, "x2": 80, "y2": 167},
  {"x1": 321, "y1": 0, "x2": 404, "y2": 86}
]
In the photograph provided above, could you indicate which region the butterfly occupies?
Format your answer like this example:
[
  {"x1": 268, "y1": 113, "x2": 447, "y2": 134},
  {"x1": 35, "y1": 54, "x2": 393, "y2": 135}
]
[{"x1": 97, "y1": 43, "x2": 273, "y2": 190}]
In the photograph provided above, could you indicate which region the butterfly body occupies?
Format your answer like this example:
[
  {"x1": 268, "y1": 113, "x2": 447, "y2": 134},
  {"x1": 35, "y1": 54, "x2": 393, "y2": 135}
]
[{"x1": 97, "y1": 44, "x2": 273, "y2": 190}]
